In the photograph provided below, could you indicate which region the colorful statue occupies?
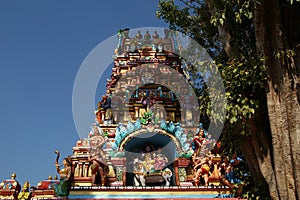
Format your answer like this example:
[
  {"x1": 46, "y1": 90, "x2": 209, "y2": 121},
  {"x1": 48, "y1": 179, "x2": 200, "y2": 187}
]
[
  {"x1": 89, "y1": 135, "x2": 109, "y2": 186},
  {"x1": 54, "y1": 153, "x2": 72, "y2": 197},
  {"x1": 152, "y1": 31, "x2": 159, "y2": 40},
  {"x1": 193, "y1": 156, "x2": 213, "y2": 187},
  {"x1": 154, "y1": 152, "x2": 168, "y2": 171},
  {"x1": 133, "y1": 158, "x2": 146, "y2": 187},
  {"x1": 193, "y1": 127, "x2": 206, "y2": 156},
  {"x1": 132, "y1": 152, "x2": 172, "y2": 187},
  {"x1": 97, "y1": 95, "x2": 112, "y2": 122},
  {"x1": 219, "y1": 155, "x2": 243, "y2": 197},
  {"x1": 144, "y1": 30, "x2": 151, "y2": 41},
  {"x1": 135, "y1": 30, "x2": 142, "y2": 40},
  {"x1": 18, "y1": 181, "x2": 30, "y2": 200}
]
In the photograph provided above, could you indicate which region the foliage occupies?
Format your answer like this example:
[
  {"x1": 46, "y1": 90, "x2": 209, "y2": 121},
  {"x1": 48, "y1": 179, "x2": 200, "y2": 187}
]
[
  {"x1": 157, "y1": 0, "x2": 270, "y2": 198},
  {"x1": 158, "y1": 0, "x2": 267, "y2": 131},
  {"x1": 287, "y1": 0, "x2": 300, "y2": 4},
  {"x1": 218, "y1": 133, "x2": 270, "y2": 199}
]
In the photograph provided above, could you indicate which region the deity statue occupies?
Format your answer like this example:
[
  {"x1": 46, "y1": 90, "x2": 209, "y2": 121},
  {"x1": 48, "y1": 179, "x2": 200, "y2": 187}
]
[
  {"x1": 144, "y1": 30, "x2": 151, "y2": 41},
  {"x1": 193, "y1": 127, "x2": 206, "y2": 156},
  {"x1": 193, "y1": 156, "x2": 213, "y2": 187},
  {"x1": 152, "y1": 31, "x2": 159, "y2": 40},
  {"x1": 89, "y1": 135, "x2": 109, "y2": 186},
  {"x1": 154, "y1": 150, "x2": 168, "y2": 171},
  {"x1": 132, "y1": 149, "x2": 172, "y2": 187},
  {"x1": 98, "y1": 95, "x2": 112, "y2": 121},
  {"x1": 218, "y1": 155, "x2": 243, "y2": 197},
  {"x1": 54, "y1": 156, "x2": 72, "y2": 197},
  {"x1": 18, "y1": 181, "x2": 30, "y2": 200},
  {"x1": 135, "y1": 30, "x2": 142, "y2": 40},
  {"x1": 132, "y1": 158, "x2": 145, "y2": 186}
]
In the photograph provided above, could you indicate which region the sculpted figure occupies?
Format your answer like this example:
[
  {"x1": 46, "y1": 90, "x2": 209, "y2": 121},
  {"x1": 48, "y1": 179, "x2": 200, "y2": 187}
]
[
  {"x1": 54, "y1": 157, "x2": 72, "y2": 197},
  {"x1": 89, "y1": 135, "x2": 109, "y2": 186}
]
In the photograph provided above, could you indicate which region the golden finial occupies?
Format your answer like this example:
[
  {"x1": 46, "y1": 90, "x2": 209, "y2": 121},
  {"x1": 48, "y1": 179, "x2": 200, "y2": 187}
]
[
  {"x1": 48, "y1": 175, "x2": 52, "y2": 180},
  {"x1": 22, "y1": 181, "x2": 30, "y2": 190},
  {"x1": 54, "y1": 175, "x2": 58, "y2": 180},
  {"x1": 11, "y1": 172, "x2": 16, "y2": 179}
]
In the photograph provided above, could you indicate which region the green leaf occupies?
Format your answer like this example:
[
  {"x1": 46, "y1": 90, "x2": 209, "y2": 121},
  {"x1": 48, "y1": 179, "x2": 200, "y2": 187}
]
[
  {"x1": 230, "y1": 116, "x2": 237, "y2": 123},
  {"x1": 219, "y1": 18, "x2": 224, "y2": 26}
]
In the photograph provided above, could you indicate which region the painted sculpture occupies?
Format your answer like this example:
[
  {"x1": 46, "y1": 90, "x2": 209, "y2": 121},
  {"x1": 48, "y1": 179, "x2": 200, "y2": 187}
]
[{"x1": 53, "y1": 155, "x2": 72, "y2": 197}]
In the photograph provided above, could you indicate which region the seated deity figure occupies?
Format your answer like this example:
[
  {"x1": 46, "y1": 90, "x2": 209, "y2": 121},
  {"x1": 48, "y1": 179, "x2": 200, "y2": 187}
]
[
  {"x1": 97, "y1": 95, "x2": 112, "y2": 122},
  {"x1": 132, "y1": 145, "x2": 172, "y2": 187},
  {"x1": 154, "y1": 148, "x2": 168, "y2": 171},
  {"x1": 141, "y1": 153, "x2": 156, "y2": 173}
]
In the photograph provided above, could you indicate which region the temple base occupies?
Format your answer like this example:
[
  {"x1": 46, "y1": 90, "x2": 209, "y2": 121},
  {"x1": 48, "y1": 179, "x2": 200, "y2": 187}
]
[{"x1": 68, "y1": 186, "x2": 238, "y2": 199}]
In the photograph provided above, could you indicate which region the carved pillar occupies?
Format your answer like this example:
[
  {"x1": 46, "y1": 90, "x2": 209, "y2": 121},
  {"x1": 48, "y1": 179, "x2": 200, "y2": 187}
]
[
  {"x1": 101, "y1": 110, "x2": 105, "y2": 123},
  {"x1": 78, "y1": 162, "x2": 83, "y2": 177},
  {"x1": 136, "y1": 76, "x2": 140, "y2": 84},
  {"x1": 174, "y1": 158, "x2": 191, "y2": 186},
  {"x1": 114, "y1": 110, "x2": 119, "y2": 123},
  {"x1": 127, "y1": 77, "x2": 131, "y2": 85},
  {"x1": 135, "y1": 107, "x2": 139, "y2": 118},
  {"x1": 83, "y1": 162, "x2": 89, "y2": 177},
  {"x1": 111, "y1": 157, "x2": 127, "y2": 186},
  {"x1": 74, "y1": 162, "x2": 80, "y2": 177}
]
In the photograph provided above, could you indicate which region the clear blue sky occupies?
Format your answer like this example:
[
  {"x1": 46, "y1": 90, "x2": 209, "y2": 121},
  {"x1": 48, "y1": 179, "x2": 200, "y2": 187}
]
[{"x1": 0, "y1": 0, "x2": 168, "y2": 186}]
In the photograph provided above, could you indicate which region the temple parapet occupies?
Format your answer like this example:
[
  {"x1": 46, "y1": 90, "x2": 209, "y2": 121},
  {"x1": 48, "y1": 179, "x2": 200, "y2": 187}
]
[
  {"x1": 30, "y1": 175, "x2": 59, "y2": 200},
  {"x1": 115, "y1": 29, "x2": 179, "y2": 57},
  {"x1": 0, "y1": 173, "x2": 21, "y2": 200}
]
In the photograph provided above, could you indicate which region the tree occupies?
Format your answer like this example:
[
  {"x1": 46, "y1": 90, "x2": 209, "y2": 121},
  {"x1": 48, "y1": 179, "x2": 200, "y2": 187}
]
[{"x1": 157, "y1": 0, "x2": 300, "y2": 199}]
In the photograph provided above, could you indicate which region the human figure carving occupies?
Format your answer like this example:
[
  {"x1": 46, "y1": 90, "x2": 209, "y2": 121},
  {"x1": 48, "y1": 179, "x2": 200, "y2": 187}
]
[
  {"x1": 89, "y1": 135, "x2": 109, "y2": 186},
  {"x1": 54, "y1": 157, "x2": 72, "y2": 197},
  {"x1": 193, "y1": 156, "x2": 213, "y2": 187}
]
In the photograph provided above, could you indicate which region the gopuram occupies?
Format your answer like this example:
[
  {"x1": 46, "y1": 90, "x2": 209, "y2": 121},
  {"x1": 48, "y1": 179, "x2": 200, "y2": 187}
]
[{"x1": 0, "y1": 29, "x2": 244, "y2": 200}]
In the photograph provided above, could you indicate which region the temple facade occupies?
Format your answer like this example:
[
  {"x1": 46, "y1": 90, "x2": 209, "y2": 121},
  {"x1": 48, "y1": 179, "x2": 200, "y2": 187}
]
[{"x1": 0, "y1": 29, "x2": 243, "y2": 200}]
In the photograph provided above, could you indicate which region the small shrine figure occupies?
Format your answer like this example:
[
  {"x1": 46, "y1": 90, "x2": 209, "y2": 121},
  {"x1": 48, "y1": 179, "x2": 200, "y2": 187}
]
[
  {"x1": 18, "y1": 181, "x2": 30, "y2": 200},
  {"x1": 89, "y1": 135, "x2": 109, "y2": 186},
  {"x1": 157, "y1": 86, "x2": 163, "y2": 98},
  {"x1": 89, "y1": 156, "x2": 107, "y2": 186},
  {"x1": 154, "y1": 152, "x2": 168, "y2": 171},
  {"x1": 54, "y1": 157, "x2": 72, "y2": 197},
  {"x1": 152, "y1": 31, "x2": 159, "y2": 40},
  {"x1": 219, "y1": 155, "x2": 243, "y2": 197},
  {"x1": 135, "y1": 30, "x2": 143, "y2": 40},
  {"x1": 193, "y1": 126, "x2": 206, "y2": 156},
  {"x1": 95, "y1": 109, "x2": 102, "y2": 124},
  {"x1": 141, "y1": 153, "x2": 156, "y2": 173},
  {"x1": 97, "y1": 95, "x2": 112, "y2": 123},
  {"x1": 144, "y1": 30, "x2": 151, "y2": 41},
  {"x1": 193, "y1": 156, "x2": 213, "y2": 186},
  {"x1": 133, "y1": 158, "x2": 146, "y2": 187}
]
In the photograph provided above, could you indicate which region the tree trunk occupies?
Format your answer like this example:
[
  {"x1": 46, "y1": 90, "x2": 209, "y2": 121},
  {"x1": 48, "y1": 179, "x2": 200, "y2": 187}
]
[
  {"x1": 255, "y1": 0, "x2": 300, "y2": 199},
  {"x1": 239, "y1": 113, "x2": 279, "y2": 199},
  {"x1": 205, "y1": 0, "x2": 279, "y2": 197}
]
